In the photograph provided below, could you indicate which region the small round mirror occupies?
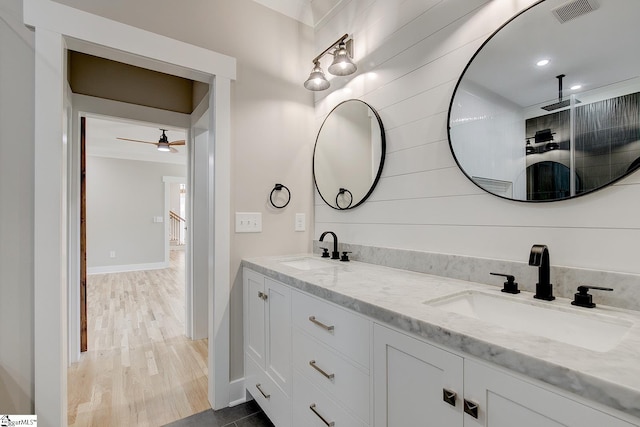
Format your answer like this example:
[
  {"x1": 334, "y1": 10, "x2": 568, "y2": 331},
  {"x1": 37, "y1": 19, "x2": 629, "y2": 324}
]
[{"x1": 313, "y1": 99, "x2": 385, "y2": 209}]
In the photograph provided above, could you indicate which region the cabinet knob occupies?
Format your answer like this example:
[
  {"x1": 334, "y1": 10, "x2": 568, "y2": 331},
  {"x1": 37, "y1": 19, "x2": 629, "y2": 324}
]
[
  {"x1": 258, "y1": 291, "x2": 268, "y2": 301},
  {"x1": 443, "y1": 388, "x2": 457, "y2": 406},
  {"x1": 464, "y1": 399, "x2": 479, "y2": 419}
]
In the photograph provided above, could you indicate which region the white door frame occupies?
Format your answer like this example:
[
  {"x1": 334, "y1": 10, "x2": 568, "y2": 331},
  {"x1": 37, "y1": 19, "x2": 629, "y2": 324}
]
[
  {"x1": 25, "y1": 1, "x2": 236, "y2": 425},
  {"x1": 163, "y1": 175, "x2": 187, "y2": 263}
]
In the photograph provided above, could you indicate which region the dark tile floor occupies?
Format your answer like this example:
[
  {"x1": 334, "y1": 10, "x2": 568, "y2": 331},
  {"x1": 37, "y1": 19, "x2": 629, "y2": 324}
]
[{"x1": 163, "y1": 400, "x2": 274, "y2": 427}]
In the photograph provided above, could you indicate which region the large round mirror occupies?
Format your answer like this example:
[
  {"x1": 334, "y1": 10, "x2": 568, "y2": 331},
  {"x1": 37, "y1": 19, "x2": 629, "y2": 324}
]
[
  {"x1": 449, "y1": 0, "x2": 640, "y2": 201},
  {"x1": 313, "y1": 99, "x2": 385, "y2": 209}
]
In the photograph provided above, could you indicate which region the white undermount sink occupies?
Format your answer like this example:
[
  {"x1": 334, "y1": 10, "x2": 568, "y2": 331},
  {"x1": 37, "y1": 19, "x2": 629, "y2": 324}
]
[
  {"x1": 279, "y1": 257, "x2": 337, "y2": 271},
  {"x1": 425, "y1": 291, "x2": 632, "y2": 352}
]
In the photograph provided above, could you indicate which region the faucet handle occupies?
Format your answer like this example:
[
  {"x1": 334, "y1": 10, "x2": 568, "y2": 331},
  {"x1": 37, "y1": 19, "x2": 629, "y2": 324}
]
[
  {"x1": 340, "y1": 251, "x2": 352, "y2": 262},
  {"x1": 571, "y1": 285, "x2": 613, "y2": 308},
  {"x1": 490, "y1": 272, "x2": 520, "y2": 294},
  {"x1": 321, "y1": 248, "x2": 330, "y2": 258}
]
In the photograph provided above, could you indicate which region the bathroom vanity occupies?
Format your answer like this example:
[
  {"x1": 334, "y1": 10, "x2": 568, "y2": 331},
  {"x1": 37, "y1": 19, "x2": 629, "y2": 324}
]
[{"x1": 242, "y1": 255, "x2": 640, "y2": 427}]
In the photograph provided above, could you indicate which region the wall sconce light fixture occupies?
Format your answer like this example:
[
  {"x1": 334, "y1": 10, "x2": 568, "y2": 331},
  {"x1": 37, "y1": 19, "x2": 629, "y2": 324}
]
[{"x1": 304, "y1": 33, "x2": 357, "y2": 91}]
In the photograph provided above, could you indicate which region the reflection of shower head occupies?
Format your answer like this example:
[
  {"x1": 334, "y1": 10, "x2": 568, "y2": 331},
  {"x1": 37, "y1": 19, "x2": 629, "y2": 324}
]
[
  {"x1": 541, "y1": 99, "x2": 572, "y2": 111},
  {"x1": 541, "y1": 74, "x2": 580, "y2": 111}
]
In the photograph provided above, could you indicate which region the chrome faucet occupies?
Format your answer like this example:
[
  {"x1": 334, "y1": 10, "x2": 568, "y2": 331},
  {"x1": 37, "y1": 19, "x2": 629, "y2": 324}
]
[
  {"x1": 529, "y1": 244, "x2": 555, "y2": 301},
  {"x1": 319, "y1": 231, "x2": 340, "y2": 260}
]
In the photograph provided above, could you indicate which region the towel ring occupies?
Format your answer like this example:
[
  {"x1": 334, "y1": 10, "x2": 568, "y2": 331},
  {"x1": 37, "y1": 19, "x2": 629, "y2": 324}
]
[
  {"x1": 336, "y1": 188, "x2": 353, "y2": 210},
  {"x1": 270, "y1": 183, "x2": 291, "y2": 209}
]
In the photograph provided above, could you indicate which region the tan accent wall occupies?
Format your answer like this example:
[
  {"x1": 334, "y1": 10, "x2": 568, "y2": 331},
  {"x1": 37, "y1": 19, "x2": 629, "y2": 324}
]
[{"x1": 69, "y1": 51, "x2": 195, "y2": 114}]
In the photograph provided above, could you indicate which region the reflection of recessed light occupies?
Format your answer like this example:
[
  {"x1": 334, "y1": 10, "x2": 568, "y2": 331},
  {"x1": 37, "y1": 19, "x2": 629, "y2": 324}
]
[
  {"x1": 536, "y1": 59, "x2": 550, "y2": 67},
  {"x1": 570, "y1": 85, "x2": 582, "y2": 90}
]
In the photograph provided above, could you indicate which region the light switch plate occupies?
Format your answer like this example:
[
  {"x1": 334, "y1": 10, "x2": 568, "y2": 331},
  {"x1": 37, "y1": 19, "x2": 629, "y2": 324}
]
[
  {"x1": 295, "y1": 213, "x2": 305, "y2": 231},
  {"x1": 236, "y1": 212, "x2": 262, "y2": 233}
]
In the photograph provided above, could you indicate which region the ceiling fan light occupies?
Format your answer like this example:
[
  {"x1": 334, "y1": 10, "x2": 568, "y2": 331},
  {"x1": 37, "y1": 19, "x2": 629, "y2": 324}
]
[{"x1": 157, "y1": 141, "x2": 171, "y2": 152}]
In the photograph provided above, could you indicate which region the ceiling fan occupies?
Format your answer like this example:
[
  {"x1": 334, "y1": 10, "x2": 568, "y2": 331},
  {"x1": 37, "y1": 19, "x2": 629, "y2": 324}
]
[{"x1": 117, "y1": 129, "x2": 185, "y2": 153}]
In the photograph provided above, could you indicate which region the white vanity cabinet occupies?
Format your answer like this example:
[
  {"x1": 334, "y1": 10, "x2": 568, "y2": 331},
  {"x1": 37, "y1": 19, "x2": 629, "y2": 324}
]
[
  {"x1": 291, "y1": 290, "x2": 371, "y2": 426},
  {"x1": 373, "y1": 323, "x2": 638, "y2": 427},
  {"x1": 243, "y1": 268, "x2": 292, "y2": 427},
  {"x1": 243, "y1": 266, "x2": 639, "y2": 427},
  {"x1": 373, "y1": 323, "x2": 464, "y2": 427},
  {"x1": 464, "y1": 359, "x2": 636, "y2": 427}
]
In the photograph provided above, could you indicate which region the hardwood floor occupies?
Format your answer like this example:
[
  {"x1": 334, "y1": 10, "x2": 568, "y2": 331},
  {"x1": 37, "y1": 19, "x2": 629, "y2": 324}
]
[{"x1": 68, "y1": 251, "x2": 210, "y2": 426}]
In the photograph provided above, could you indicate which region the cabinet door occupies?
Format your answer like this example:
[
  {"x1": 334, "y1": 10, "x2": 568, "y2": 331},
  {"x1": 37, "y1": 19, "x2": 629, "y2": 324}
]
[
  {"x1": 265, "y1": 278, "x2": 292, "y2": 395},
  {"x1": 244, "y1": 269, "x2": 266, "y2": 368},
  {"x1": 373, "y1": 324, "x2": 463, "y2": 427},
  {"x1": 464, "y1": 359, "x2": 637, "y2": 427}
]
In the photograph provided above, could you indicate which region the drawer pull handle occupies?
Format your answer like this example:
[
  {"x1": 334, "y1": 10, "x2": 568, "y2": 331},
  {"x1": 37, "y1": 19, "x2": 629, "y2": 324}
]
[
  {"x1": 255, "y1": 383, "x2": 270, "y2": 399},
  {"x1": 309, "y1": 403, "x2": 335, "y2": 427},
  {"x1": 442, "y1": 389, "x2": 457, "y2": 406},
  {"x1": 464, "y1": 399, "x2": 479, "y2": 419},
  {"x1": 258, "y1": 291, "x2": 268, "y2": 300},
  {"x1": 309, "y1": 316, "x2": 334, "y2": 332},
  {"x1": 309, "y1": 360, "x2": 335, "y2": 380}
]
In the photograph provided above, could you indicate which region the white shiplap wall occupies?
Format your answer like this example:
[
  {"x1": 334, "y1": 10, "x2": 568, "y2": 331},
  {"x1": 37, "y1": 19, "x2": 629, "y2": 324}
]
[{"x1": 313, "y1": 0, "x2": 640, "y2": 275}]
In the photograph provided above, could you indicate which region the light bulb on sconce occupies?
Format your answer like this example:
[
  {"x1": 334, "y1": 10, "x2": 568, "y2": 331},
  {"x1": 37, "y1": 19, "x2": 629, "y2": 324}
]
[
  {"x1": 328, "y1": 41, "x2": 357, "y2": 76},
  {"x1": 304, "y1": 33, "x2": 357, "y2": 91},
  {"x1": 304, "y1": 60, "x2": 330, "y2": 91}
]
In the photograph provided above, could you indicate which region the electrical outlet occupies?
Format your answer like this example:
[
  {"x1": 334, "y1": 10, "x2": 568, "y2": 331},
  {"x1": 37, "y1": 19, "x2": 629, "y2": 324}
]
[
  {"x1": 109, "y1": 250, "x2": 116, "y2": 258},
  {"x1": 235, "y1": 212, "x2": 262, "y2": 233},
  {"x1": 295, "y1": 213, "x2": 306, "y2": 231}
]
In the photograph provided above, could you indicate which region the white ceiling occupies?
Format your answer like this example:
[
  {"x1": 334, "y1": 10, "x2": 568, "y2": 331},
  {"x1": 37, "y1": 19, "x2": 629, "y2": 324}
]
[
  {"x1": 86, "y1": 116, "x2": 187, "y2": 165},
  {"x1": 251, "y1": 0, "x2": 342, "y2": 27},
  {"x1": 464, "y1": 0, "x2": 640, "y2": 109}
]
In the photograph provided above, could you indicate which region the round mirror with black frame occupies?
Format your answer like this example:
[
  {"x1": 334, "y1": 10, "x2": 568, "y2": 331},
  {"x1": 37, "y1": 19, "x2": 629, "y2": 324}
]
[
  {"x1": 448, "y1": 0, "x2": 640, "y2": 202},
  {"x1": 313, "y1": 99, "x2": 386, "y2": 210}
]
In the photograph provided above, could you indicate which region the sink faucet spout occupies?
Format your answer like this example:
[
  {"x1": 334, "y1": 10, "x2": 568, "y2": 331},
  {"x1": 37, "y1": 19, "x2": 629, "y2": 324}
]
[
  {"x1": 319, "y1": 231, "x2": 340, "y2": 260},
  {"x1": 529, "y1": 244, "x2": 554, "y2": 301}
]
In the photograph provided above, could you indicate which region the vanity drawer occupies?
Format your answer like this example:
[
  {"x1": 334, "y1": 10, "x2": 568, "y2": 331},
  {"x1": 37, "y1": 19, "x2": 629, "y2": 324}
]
[
  {"x1": 293, "y1": 328, "x2": 369, "y2": 423},
  {"x1": 246, "y1": 355, "x2": 290, "y2": 427},
  {"x1": 293, "y1": 369, "x2": 367, "y2": 427},
  {"x1": 292, "y1": 290, "x2": 370, "y2": 368}
]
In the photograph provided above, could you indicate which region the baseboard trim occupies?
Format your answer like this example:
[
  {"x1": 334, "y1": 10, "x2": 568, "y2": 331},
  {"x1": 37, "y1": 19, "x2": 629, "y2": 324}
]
[
  {"x1": 228, "y1": 378, "x2": 246, "y2": 407},
  {"x1": 87, "y1": 261, "x2": 169, "y2": 275}
]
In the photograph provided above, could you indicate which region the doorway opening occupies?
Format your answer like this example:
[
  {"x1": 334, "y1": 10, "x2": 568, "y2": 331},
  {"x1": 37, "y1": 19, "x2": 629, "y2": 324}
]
[{"x1": 68, "y1": 115, "x2": 207, "y2": 425}]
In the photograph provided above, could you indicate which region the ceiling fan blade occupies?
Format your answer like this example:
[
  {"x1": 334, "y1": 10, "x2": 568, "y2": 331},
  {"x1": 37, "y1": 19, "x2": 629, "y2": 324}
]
[
  {"x1": 169, "y1": 147, "x2": 179, "y2": 153},
  {"x1": 169, "y1": 140, "x2": 186, "y2": 146},
  {"x1": 116, "y1": 137, "x2": 158, "y2": 145}
]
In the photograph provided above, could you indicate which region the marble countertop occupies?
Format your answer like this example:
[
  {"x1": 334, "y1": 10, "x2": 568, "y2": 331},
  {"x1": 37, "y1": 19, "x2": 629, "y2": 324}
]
[{"x1": 243, "y1": 254, "x2": 640, "y2": 421}]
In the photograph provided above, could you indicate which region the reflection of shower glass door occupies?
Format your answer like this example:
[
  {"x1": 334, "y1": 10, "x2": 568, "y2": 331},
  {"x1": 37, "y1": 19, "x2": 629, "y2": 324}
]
[
  {"x1": 525, "y1": 92, "x2": 640, "y2": 200},
  {"x1": 574, "y1": 92, "x2": 640, "y2": 192}
]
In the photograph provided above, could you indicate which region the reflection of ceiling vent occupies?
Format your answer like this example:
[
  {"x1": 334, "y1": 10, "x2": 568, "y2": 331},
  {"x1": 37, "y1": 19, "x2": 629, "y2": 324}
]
[{"x1": 552, "y1": 0, "x2": 599, "y2": 23}]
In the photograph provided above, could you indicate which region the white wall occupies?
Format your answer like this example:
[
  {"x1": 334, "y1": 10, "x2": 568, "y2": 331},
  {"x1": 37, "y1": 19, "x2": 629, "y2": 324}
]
[
  {"x1": 314, "y1": 0, "x2": 640, "y2": 276},
  {"x1": 86, "y1": 156, "x2": 185, "y2": 270},
  {"x1": 0, "y1": 0, "x2": 35, "y2": 414},
  {"x1": 169, "y1": 182, "x2": 181, "y2": 215},
  {"x1": 450, "y1": 80, "x2": 526, "y2": 199}
]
